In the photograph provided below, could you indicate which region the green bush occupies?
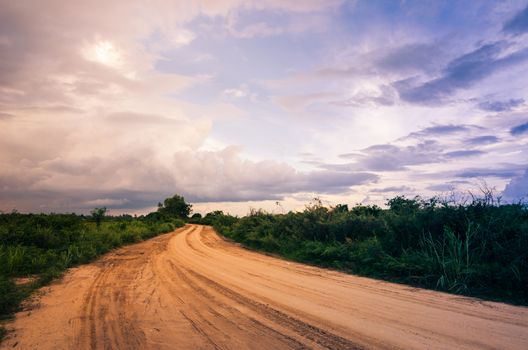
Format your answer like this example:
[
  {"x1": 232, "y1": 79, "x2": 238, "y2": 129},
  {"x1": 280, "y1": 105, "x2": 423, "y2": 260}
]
[
  {"x1": 0, "y1": 276, "x2": 19, "y2": 315},
  {"x1": 207, "y1": 196, "x2": 527, "y2": 304}
]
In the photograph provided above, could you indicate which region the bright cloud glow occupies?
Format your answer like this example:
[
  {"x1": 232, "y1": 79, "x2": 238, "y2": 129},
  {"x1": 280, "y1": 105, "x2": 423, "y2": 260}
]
[{"x1": 83, "y1": 40, "x2": 123, "y2": 68}]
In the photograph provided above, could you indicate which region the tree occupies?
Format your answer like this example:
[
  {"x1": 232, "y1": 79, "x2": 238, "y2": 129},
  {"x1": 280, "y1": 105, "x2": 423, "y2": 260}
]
[
  {"x1": 333, "y1": 204, "x2": 349, "y2": 213},
  {"x1": 158, "y1": 195, "x2": 192, "y2": 219},
  {"x1": 90, "y1": 207, "x2": 107, "y2": 228}
]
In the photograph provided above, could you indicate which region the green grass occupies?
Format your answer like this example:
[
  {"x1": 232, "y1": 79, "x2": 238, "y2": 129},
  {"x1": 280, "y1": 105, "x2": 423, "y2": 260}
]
[
  {"x1": 203, "y1": 196, "x2": 527, "y2": 305},
  {"x1": 0, "y1": 213, "x2": 183, "y2": 341}
]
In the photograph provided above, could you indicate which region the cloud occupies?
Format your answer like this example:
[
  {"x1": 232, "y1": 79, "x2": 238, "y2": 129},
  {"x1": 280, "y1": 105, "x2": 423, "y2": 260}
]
[
  {"x1": 465, "y1": 135, "x2": 499, "y2": 145},
  {"x1": 0, "y1": 141, "x2": 379, "y2": 211},
  {"x1": 511, "y1": 122, "x2": 528, "y2": 136},
  {"x1": 478, "y1": 98, "x2": 525, "y2": 112},
  {"x1": 0, "y1": 187, "x2": 166, "y2": 213},
  {"x1": 1, "y1": 1, "x2": 527, "y2": 213},
  {"x1": 170, "y1": 147, "x2": 378, "y2": 201},
  {"x1": 83, "y1": 198, "x2": 130, "y2": 207},
  {"x1": 331, "y1": 85, "x2": 397, "y2": 107},
  {"x1": 328, "y1": 141, "x2": 442, "y2": 172},
  {"x1": 503, "y1": 5, "x2": 528, "y2": 35},
  {"x1": 106, "y1": 112, "x2": 187, "y2": 125},
  {"x1": 229, "y1": 22, "x2": 286, "y2": 38},
  {"x1": 224, "y1": 85, "x2": 250, "y2": 98},
  {"x1": 456, "y1": 168, "x2": 522, "y2": 179},
  {"x1": 398, "y1": 41, "x2": 528, "y2": 104},
  {"x1": 370, "y1": 186, "x2": 414, "y2": 193},
  {"x1": 328, "y1": 124, "x2": 514, "y2": 177},
  {"x1": 274, "y1": 92, "x2": 338, "y2": 112},
  {"x1": 298, "y1": 152, "x2": 315, "y2": 157},
  {"x1": 374, "y1": 43, "x2": 444, "y2": 74},
  {"x1": 228, "y1": 15, "x2": 332, "y2": 39},
  {"x1": 426, "y1": 183, "x2": 457, "y2": 192},
  {"x1": 405, "y1": 124, "x2": 471, "y2": 139},
  {"x1": 225, "y1": 1, "x2": 338, "y2": 38},
  {"x1": 444, "y1": 150, "x2": 485, "y2": 158}
]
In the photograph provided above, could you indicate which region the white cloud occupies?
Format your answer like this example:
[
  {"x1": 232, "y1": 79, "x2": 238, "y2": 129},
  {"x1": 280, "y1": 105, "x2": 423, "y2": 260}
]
[
  {"x1": 82, "y1": 40, "x2": 124, "y2": 69},
  {"x1": 83, "y1": 198, "x2": 130, "y2": 207},
  {"x1": 224, "y1": 86, "x2": 249, "y2": 98}
]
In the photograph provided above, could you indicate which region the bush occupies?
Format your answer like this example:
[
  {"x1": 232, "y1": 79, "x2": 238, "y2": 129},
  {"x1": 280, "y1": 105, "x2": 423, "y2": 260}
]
[
  {"x1": 0, "y1": 276, "x2": 19, "y2": 315},
  {"x1": 207, "y1": 196, "x2": 528, "y2": 304}
]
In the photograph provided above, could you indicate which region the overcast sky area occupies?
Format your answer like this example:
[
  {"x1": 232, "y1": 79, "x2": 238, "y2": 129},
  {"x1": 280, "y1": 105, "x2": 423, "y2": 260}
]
[{"x1": 1, "y1": 0, "x2": 528, "y2": 215}]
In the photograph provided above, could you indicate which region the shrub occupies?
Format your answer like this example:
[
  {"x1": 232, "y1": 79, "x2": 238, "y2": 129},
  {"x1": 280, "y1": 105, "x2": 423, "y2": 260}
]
[
  {"x1": 207, "y1": 195, "x2": 527, "y2": 304},
  {"x1": 0, "y1": 276, "x2": 19, "y2": 315}
]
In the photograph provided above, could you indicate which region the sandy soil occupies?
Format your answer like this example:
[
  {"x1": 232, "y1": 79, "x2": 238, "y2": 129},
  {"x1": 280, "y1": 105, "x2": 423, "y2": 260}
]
[{"x1": 1, "y1": 224, "x2": 527, "y2": 349}]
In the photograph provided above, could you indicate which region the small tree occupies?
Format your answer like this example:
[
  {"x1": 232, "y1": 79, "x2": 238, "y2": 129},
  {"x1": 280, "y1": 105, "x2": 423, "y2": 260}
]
[
  {"x1": 158, "y1": 195, "x2": 192, "y2": 219},
  {"x1": 333, "y1": 204, "x2": 349, "y2": 213},
  {"x1": 90, "y1": 207, "x2": 107, "y2": 228}
]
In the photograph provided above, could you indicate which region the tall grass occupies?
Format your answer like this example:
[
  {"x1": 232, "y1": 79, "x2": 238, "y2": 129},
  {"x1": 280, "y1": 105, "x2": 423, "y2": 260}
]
[
  {"x1": 0, "y1": 213, "x2": 183, "y2": 340},
  {"x1": 202, "y1": 196, "x2": 527, "y2": 304},
  {"x1": 421, "y1": 224, "x2": 483, "y2": 294}
]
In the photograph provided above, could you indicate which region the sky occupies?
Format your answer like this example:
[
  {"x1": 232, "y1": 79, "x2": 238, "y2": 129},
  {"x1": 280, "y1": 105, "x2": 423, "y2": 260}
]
[{"x1": 0, "y1": 0, "x2": 527, "y2": 215}]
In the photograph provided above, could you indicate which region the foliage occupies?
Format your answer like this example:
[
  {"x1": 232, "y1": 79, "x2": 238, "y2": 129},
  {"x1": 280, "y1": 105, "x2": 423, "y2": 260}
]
[
  {"x1": 201, "y1": 196, "x2": 528, "y2": 305},
  {"x1": 0, "y1": 210, "x2": 184, "y2": 338},
  {"x1": 90, "y1": 207, "x2": 107, "y2": 227},
  {"x1": 157, "y1": 195, "x2": 192, "y2": 219},
  {"x1": 0, "y1": 276, "x2": 19, "y2": 316}
]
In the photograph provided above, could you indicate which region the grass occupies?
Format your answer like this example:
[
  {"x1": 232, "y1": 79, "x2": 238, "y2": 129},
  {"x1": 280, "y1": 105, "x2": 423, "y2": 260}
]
[
  {"x1": 0, "y1": 213, "x2": 183, "y2": 341},
  {"x1": 201, "y1": 195, "x2": 527, "y2": 305}
]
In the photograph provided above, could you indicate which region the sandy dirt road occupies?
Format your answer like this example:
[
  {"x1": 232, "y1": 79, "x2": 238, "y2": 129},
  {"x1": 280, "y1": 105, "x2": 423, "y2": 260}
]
[{"x1": 2, "y1": 224, "x2": 527, "y2": 349}]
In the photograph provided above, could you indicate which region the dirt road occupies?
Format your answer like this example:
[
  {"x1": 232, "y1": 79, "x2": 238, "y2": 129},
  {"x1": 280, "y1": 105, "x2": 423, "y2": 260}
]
[{"x1": 2, "y1": 225, "x2": 527, "y2": 349}]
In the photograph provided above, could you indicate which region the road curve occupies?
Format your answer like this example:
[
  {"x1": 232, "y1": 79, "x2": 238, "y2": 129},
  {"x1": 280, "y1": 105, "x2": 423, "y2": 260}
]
[{"x1": 2, "y1": 224, "x2": 527, "y2": 349}]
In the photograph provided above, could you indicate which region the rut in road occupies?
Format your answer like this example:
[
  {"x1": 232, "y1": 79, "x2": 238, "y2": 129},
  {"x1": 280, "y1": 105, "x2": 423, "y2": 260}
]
[{"x1": 2, "y1": 224, "x2": 528, "y2": 350}]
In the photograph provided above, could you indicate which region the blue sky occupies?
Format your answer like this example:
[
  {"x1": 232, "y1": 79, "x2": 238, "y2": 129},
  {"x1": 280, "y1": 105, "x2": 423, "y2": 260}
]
[{"x1": 0, "y1": 0, "x2": 527, "y2": 214}]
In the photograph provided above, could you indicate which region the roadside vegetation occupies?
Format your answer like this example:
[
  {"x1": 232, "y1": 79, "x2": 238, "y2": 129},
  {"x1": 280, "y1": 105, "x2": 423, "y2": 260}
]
[
  {"x1": 0, "y1": 195, "x2": 189, "y2": 340},
  {"x1": 198, "y1": 193, "x2": 527, "y2": 305},
  {"x1": 2, "y1": 191, "x2": 527, "y2": 341}
]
